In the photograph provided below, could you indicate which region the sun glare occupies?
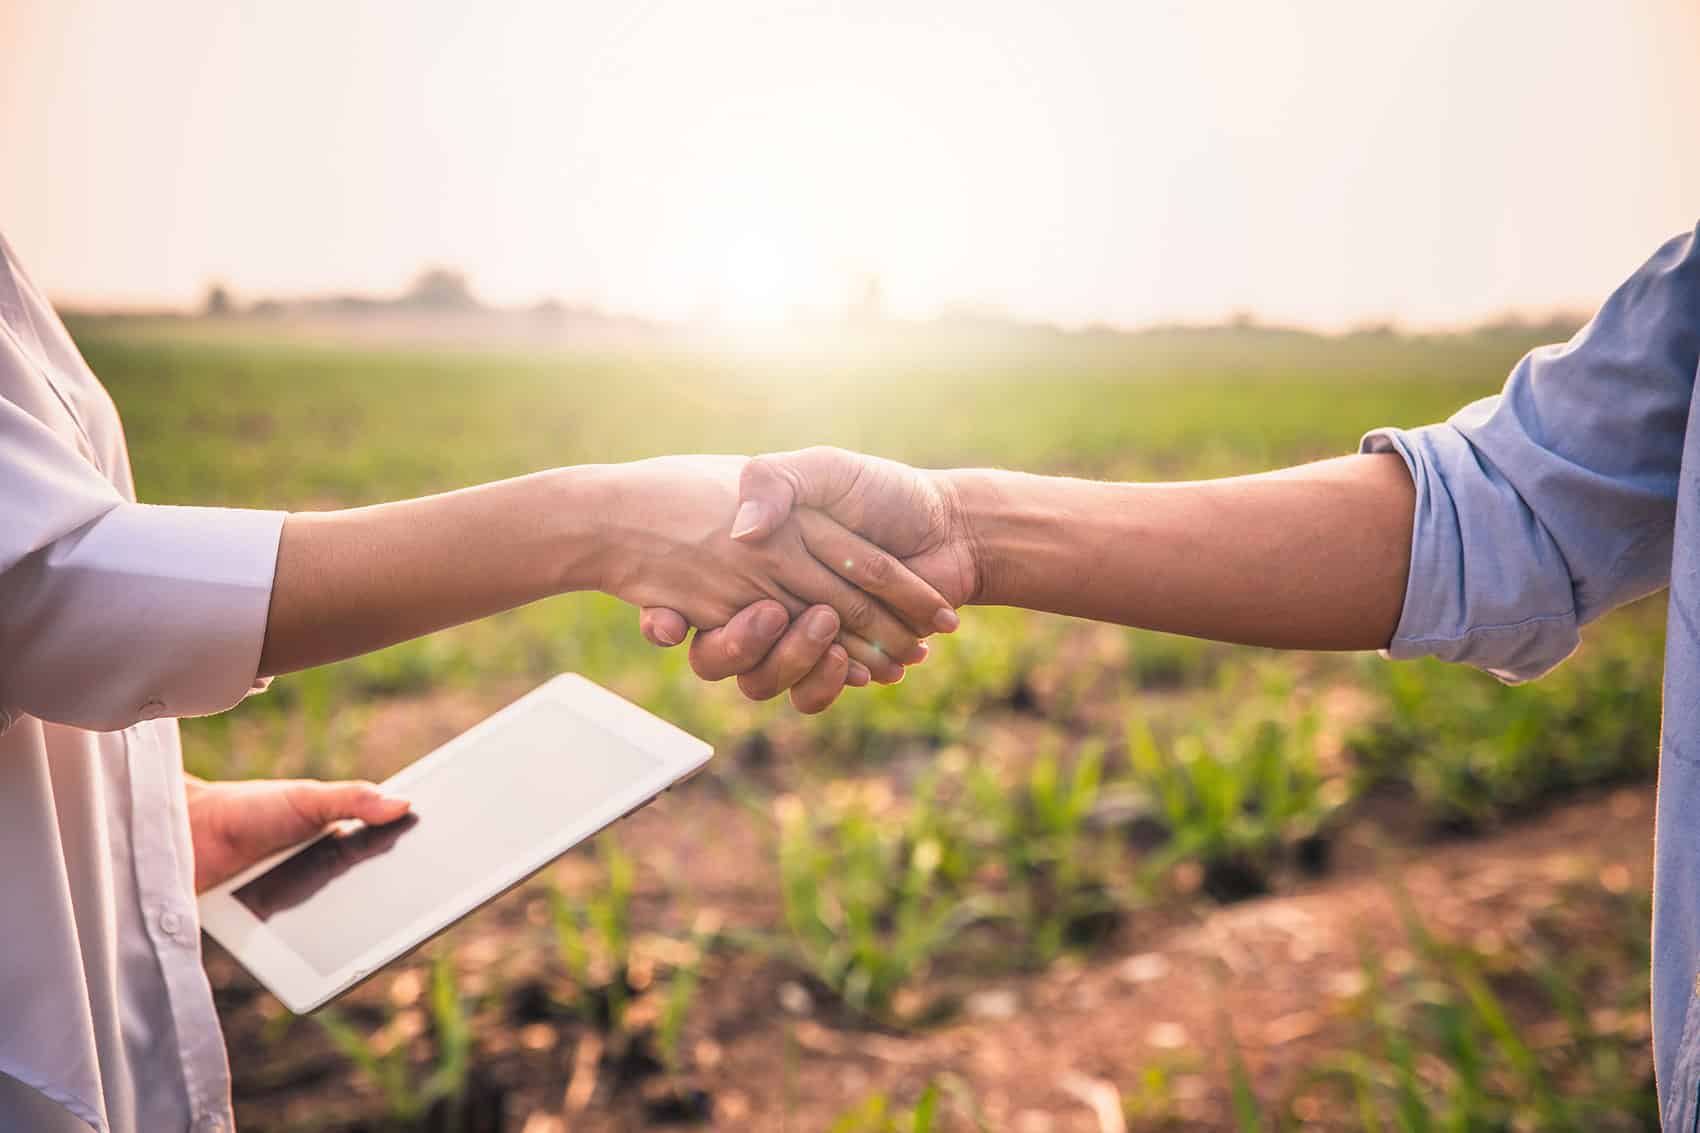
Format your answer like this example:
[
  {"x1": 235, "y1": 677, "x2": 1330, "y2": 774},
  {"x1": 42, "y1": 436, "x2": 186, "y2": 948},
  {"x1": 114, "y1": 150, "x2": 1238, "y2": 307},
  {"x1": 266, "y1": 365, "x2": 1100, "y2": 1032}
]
[{"x1": 718, "y1": 235, "x2": 801, "y2": 328}]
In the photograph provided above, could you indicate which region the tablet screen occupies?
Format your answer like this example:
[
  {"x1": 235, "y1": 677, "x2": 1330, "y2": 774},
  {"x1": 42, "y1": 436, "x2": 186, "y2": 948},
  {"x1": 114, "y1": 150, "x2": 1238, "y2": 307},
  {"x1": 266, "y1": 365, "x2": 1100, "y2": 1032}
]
[{"x1": 234, "y1": 699, "x2": 660, "y2": 977}]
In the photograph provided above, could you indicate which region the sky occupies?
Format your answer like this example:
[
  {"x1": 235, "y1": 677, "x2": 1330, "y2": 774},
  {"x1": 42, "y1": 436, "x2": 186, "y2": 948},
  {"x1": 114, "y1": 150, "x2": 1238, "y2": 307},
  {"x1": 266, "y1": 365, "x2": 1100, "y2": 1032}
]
[{"x1": 1, "y1": 1, "x2": 1697, "y2": 330}]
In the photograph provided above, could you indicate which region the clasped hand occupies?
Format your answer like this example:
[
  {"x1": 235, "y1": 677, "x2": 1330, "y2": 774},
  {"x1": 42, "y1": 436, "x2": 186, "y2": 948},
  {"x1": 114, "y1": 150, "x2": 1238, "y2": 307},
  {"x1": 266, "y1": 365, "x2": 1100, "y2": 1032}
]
[{"x1": 617, "y1": 450, "x2": 979, "y2": 714}]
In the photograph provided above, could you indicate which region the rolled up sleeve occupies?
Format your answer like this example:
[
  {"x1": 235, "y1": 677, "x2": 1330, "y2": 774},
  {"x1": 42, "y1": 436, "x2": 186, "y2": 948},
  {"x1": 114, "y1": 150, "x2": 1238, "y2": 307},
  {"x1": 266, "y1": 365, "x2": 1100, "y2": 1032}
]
[
  {"x1": 1363, "y1": 224, "x2": 1700, "y2": 683},
  {"x1": 0, "y1": 396, "x2": 285, "y2": 732}
]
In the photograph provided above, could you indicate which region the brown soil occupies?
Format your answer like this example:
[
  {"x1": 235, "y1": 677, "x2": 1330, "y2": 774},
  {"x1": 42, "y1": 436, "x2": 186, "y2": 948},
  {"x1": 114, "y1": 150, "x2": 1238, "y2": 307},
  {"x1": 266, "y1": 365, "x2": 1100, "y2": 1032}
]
[{"x1": 211, "y1": 688, "x2": 1658, "y2": 1133}]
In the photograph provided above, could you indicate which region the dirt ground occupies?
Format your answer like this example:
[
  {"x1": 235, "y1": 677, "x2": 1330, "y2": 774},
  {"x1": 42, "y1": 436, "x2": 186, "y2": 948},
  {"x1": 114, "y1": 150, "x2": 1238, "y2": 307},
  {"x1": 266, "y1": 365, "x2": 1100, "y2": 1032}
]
[{"x1": 209, "y1": 689, "x2": 1659, "y2": 1133}]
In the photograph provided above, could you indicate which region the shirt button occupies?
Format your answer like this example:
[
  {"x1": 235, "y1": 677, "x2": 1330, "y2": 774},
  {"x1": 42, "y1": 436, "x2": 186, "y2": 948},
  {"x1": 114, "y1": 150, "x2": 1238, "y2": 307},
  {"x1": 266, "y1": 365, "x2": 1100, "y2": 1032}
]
[{"x1": 159, "y1": 909, "x2": 183, "y2": 938}]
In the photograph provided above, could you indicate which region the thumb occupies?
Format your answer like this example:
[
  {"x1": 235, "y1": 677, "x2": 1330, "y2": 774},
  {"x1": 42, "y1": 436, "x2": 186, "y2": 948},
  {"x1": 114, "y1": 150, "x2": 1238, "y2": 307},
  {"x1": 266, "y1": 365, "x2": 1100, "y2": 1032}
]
[
  {"x1": 731, "y1": 447, "x2": 860, "y2": 543},
  {"x1": 639, "y1": 607, "x2": 690, "y2": 648},
  {"x1": 291, "y1": 780, "x2": 411, "y2": 828}
]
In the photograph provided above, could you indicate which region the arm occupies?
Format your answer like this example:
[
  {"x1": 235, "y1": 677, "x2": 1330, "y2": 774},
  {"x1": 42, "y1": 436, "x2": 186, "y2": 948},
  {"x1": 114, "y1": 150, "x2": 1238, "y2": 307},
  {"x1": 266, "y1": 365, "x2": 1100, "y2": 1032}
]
[
  {"x1": 259, "y1": 455, "x2": 948, "y2": 679},
  {"x1": 726, "y1": 223, "x2": 1699, "y2": 675},
  {"x1": 0, "y1": 438, "x2": 945, "y2": 730},
  {"x1": 947, "y1": 453, "x2": 1414, "y2": 650},
  {"x1": 262, "y1": 465, "x2": 884, "y2": 709},
  {"x1": 257, "y1": 467, "x2": 605, "y2": 675},
  {"x1": 724, "y1": 445, "x2": 1412, "y2": 650}
]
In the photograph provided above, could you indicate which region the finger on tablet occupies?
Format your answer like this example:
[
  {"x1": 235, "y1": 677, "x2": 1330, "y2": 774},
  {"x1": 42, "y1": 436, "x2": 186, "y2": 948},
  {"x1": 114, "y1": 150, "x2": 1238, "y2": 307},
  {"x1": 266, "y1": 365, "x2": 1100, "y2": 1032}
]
[
  {"x1": 639, "y1": 607, "x2": 691, "y2": 648},
  {"x1": 735, "y1": 605, "x2": 840, "y2": 702},
  {"x1": 797, "y1": 510, "x2": 954, "y2": 637},
  {"x1": 289, "y1": 780, "x2": 411, "y2": 828},
  {"x1": 789, "y1": 642, "x2": 853, "y2": 714},
  {"x1": 687, "y1": 599, "x2": 791, "y2": 681}
]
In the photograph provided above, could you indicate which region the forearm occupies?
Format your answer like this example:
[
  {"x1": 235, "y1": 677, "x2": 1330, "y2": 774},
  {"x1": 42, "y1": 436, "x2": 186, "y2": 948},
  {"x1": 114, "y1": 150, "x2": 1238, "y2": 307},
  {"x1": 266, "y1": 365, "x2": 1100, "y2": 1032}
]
[
  {"x1": 948, "y1": 453, "x2": 1414, "y2": 650},
  {"x1": 258, "y1": 466, "x2": 613, "y2": 676}
]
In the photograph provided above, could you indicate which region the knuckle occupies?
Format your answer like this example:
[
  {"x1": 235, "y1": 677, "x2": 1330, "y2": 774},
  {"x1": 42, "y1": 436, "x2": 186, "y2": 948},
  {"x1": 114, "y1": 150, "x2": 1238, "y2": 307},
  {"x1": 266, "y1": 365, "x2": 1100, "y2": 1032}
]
[
  {"x1": 690, "y1": 647, "x2": 728, "y2": 682},
  {"x1": 860, "y1": 550, "x2": 895, "y2": 587},
  {"x1": 737, "y1": 672, "x2": 780, "y2": 701},
  {"x1": 841, "y1": 594, "x2": 875, "y2": 633},
  {"x1": 792, "y1": 688, "x2": 830, "y2": 714}
]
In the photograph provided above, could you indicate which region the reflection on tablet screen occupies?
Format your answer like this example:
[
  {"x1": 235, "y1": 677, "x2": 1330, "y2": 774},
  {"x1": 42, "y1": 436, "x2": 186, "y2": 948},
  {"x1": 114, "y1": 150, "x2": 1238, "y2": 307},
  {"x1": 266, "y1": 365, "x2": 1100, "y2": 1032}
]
[
  {"x1": 229, "y1": 701, "x2": 661, "y2": 978},
  {"x1": 235, "y1": 813, "x2": 420, "y2": 921}
]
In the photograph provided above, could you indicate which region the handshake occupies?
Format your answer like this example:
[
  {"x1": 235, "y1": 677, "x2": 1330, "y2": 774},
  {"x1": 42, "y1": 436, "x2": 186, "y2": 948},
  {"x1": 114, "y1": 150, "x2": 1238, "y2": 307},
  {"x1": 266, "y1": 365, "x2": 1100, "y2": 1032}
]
[{"x1": 603, "y1": 447, "x2": 981, "y2": 715}]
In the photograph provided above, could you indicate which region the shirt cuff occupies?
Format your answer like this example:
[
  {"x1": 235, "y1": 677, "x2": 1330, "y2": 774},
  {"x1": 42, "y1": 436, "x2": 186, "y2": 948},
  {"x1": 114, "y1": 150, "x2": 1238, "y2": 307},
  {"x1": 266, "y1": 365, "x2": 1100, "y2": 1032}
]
[
  {"x1": 1360, "y1": 426, "x2": 1579, "y2": 684},
  {"x1": 44, "y1": 503, "x2": 286, "y2": 721}
]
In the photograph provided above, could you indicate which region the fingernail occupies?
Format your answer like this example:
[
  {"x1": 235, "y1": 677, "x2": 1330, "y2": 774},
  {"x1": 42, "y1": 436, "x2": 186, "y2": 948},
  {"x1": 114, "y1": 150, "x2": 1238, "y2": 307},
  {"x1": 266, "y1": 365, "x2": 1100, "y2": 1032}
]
[
  {"x1": 730, "y1": 500, "x2": 766, "y2": 540},
  {"x1": 755, "y1": 604, "x2": 788, "y2": 637},
  {"x1": 847, "y1": 662, "x2": 872, "y2": 686},
  {"x1": 933, "y1": 607, "x2": 960, "y2": 633},
  {"x1": 381, "y1": 794, "x2": 411, "y2": 812},
  {"x1": 655, "y1": 622, "x2": 685, "y2": 646},
  {"x1": 806, "y1": 608, "x2": 838, "y2": 641}
]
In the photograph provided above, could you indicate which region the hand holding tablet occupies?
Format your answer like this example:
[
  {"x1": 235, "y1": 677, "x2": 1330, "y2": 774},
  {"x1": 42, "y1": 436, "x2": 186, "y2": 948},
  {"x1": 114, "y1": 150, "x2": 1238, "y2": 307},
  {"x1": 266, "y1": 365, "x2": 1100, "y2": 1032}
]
[{"x1": 198, "y1": 674, "x2": 711, "y2": 1013}]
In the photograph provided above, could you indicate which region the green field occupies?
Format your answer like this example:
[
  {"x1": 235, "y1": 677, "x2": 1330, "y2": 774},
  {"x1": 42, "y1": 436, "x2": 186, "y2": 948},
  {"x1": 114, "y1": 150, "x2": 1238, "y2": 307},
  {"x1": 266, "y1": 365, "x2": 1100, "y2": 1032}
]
[
  {"x1": 75, "y1": 316, "x2": 1665, "y2": 1130},
  {"x1": 81, "y1": 318, "x2": 1537, "y2": 777}
]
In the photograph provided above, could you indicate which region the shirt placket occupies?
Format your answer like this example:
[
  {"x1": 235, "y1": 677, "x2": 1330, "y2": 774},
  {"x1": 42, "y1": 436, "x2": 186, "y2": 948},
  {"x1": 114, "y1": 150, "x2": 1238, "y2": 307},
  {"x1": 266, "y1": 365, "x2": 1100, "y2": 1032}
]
[{"x1": 128, "y1": 722, "x2": 235, "y2": 1133}]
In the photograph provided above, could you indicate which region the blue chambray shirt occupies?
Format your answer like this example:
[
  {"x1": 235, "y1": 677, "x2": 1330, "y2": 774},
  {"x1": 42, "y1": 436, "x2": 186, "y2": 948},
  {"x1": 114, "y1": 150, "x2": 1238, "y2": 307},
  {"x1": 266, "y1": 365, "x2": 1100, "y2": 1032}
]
[{"x1": 1362, "y1": 223, "x2": 1700, "y2": 1127}]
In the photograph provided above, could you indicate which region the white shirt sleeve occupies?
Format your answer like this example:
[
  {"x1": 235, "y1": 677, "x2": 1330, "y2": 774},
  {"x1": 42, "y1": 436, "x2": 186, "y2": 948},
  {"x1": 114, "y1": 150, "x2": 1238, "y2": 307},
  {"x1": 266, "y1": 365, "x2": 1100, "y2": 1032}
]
[{"x1": 0, "y1": 393, "x2": 285, "y2": 731}]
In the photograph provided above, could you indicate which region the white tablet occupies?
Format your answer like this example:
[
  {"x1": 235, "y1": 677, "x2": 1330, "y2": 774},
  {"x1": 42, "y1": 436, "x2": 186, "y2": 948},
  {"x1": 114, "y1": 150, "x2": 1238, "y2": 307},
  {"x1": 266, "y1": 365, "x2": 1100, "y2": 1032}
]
[{"x1": 198, "y1": 673, "x2": 712, "y2": 1014}]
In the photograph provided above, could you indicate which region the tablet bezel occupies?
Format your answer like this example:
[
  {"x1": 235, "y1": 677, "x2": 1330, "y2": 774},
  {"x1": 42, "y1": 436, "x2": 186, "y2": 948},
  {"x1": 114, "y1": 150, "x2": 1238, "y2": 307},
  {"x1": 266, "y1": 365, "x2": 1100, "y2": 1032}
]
[{"x1": 197, "y1": 673, "x2": 712, "y2": 1014}]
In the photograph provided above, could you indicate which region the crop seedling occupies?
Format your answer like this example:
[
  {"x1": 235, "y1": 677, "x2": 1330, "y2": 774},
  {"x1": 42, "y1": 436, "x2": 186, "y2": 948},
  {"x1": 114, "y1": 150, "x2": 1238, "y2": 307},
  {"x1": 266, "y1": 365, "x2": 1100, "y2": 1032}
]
[
  {"x1": 541, "y1": 836, "x2": 719, "y2": 1117},
  {"x1": 635, "y1": 919, "x2": 719, "y2": 1124},
  {"x1": 1126, "y1": 702, "x2": 1346, "y2": 901},
  {"x1": 1296, "y1": 883, "x2": 1657, "y2": 1131},
  {"x1": 965, "y1": 739, "x2": 1124, "y2": 962},
  {"x1": 776, "y1": 781, "x2": 982, "y2": 1022},
  {"x1": 1118, "y1": 1053, "x2": 1206, "y2": 1129},
  {"x1": 829, "y1": 1078, "x2": 986, "y2": 1133},
  {"x1": 315, "y1": 949, "x2": 481, "y2": 1130},
  {"x1": 549, "y1": 834, "x2": 638, "y2": 1034},
  {"x1": 1349, "y1": 611, "x2": 1662, "y2": 830}
]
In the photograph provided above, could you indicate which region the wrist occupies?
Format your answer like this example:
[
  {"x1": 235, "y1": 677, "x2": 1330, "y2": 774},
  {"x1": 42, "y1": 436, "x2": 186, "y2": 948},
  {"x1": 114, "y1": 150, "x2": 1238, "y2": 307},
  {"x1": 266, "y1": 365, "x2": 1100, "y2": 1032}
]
[
  {"x1": 940, "y1": 467, "x2": 1074, "y2": 610},
  {"x1": 936, "y1": 468, "x2": 1001, "y2": 607},
  {"x1": 541, "y1": 464, "x2": 625, "y2": 596}
]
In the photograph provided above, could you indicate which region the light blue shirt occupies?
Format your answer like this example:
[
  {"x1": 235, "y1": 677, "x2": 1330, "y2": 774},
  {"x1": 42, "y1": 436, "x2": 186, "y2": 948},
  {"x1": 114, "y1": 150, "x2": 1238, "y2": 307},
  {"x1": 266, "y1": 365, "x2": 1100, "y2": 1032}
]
[{"x1": 1363, "y1": 222, "x2": 1700, "y2": 1128}]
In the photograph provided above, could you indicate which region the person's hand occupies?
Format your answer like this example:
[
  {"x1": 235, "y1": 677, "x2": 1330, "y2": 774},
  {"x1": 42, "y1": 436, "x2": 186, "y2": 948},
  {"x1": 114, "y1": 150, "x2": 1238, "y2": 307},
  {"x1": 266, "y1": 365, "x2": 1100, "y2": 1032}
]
[
  {"x1": 186, "y1": 775, "x2": 412, "y2": 893},
  {"x1": 641, "y1": 598, "x2": 876, "y2": 714},
  {"x1": 637, "y1": 448, "x2": 980, "y2": 708},
  {"x1": 599, "y1": 456, "x2": 954, "y2": 685},
  {"x1": 730, "y1": 448, "x2": 980, "y2": 609}
]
